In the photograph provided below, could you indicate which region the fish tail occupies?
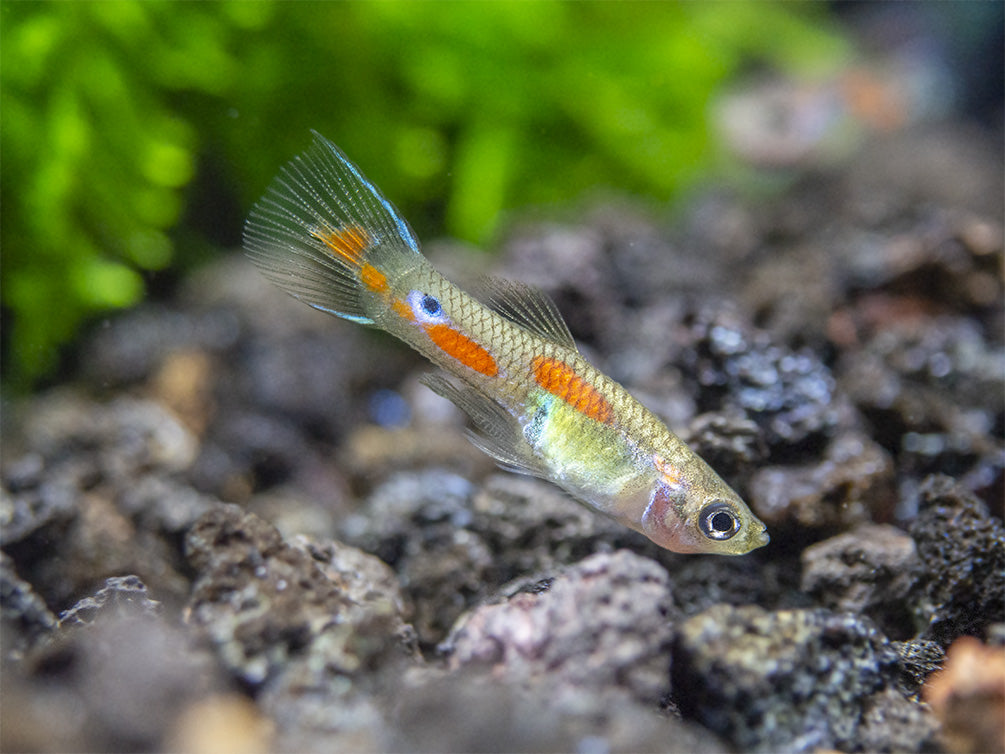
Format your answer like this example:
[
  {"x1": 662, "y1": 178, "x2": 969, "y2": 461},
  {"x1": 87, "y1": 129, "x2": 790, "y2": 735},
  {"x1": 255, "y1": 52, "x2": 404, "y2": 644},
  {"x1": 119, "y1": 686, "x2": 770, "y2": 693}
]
[{"x1": 243, "y1": 132, "x2": 421, "y2": 324}]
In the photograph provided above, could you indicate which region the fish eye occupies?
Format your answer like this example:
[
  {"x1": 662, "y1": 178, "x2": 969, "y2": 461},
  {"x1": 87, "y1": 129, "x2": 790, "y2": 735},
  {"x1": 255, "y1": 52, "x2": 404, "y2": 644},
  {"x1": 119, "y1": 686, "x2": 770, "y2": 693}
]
[
  {"x1": 421, "y1": 294, "x2": 441, "y2": 316},
  {"x1": 699, "y1": 502, "x2": 740, "y2": 541}
]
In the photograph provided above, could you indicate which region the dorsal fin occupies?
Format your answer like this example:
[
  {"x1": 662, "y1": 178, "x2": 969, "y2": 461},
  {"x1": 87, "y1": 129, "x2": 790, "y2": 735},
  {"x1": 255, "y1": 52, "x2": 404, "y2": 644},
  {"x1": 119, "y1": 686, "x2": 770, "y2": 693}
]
[{"x1": 481, "y1": 277, "x2": 578, "y2": 350}]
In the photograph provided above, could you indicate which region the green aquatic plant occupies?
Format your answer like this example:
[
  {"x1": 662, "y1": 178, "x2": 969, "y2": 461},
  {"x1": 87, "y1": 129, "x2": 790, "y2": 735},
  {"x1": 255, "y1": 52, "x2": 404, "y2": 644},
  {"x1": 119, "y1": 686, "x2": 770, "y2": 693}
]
[{"x1": 0, "y1": 0, "x2": 847, "y2": 388}]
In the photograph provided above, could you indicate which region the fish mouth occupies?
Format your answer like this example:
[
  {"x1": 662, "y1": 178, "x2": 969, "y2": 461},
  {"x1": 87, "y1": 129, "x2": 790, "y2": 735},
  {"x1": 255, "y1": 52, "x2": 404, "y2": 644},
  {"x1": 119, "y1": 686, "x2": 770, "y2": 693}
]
[{"x1": 752, "y1": 524, "x2": 770, "y2": 549}]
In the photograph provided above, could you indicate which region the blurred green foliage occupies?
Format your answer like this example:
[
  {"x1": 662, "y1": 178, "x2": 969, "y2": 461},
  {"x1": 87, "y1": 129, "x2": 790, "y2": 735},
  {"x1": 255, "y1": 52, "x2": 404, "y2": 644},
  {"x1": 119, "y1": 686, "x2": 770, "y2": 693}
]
[{"x1": 0, "y1": 0, "x2": 848, "y2": 389}]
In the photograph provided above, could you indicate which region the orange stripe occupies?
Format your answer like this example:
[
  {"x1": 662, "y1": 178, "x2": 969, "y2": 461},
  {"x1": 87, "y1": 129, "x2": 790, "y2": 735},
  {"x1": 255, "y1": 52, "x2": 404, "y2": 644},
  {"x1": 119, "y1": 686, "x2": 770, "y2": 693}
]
[
  {"x1": 311, "y1": 224, "x2": 371, "y2": 268},
  {"x1": 424, "y1": 324, "x2": 498, "y2": 377},
  {"x1": 532, "y1": 356, "x2": 613, "y2": 424}
]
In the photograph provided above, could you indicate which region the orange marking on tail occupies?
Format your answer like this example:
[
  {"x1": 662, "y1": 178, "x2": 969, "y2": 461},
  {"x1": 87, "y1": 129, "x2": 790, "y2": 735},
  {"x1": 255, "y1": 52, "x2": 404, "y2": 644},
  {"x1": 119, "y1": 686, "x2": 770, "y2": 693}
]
[
  {"x1": 391, "y1": 299, "x2": 414, "y2": 321},
  {"x1": 360, "y1": 263, "x2": 388, "y2": 293},
  {"x1": 312, "y1": 224, "x2": 371, "y2": 268},
  {"x1": 532, "y1": 356, "x2": 613, "y2": 424},
  {"x1": 424, "y1": 324, "x2": 498, "y2": 377}
]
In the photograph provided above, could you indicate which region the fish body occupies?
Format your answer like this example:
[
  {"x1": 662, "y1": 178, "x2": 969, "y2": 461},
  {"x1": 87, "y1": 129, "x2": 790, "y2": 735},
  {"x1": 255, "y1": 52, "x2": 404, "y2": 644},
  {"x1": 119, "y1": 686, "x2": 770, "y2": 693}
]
[{"x1": 244, "y1": 132, "x2": 769, "y2": 555}]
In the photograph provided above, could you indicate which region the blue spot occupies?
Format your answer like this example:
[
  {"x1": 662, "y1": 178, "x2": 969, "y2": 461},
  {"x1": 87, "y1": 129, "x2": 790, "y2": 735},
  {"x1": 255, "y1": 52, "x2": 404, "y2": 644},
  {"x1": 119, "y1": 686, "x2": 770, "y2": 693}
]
[{"x1": 421, "y1": 294, "x2": 441, "y2": 316}]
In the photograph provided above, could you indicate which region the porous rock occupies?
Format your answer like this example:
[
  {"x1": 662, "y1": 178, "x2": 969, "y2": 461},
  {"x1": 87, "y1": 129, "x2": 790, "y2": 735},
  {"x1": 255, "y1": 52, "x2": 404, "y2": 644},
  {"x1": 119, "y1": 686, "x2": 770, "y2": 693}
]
[
  {"x1": 0, "y1": 552, "x2": 57, "y2": 657},
  {"x1": 672, "y1": 604, "x2": 918, "y2": 753},
  {"x1": 909, "y1": 474, "x2": 1005, "y2": 645},
  {"x1": 749, "y1": 432, "x2": 895, "y2": 530},
  {"x1": 342, "y1": 470, "x2": 636, "y2": 647},
  {"x1": 443, "y1": 550, "x2": 675, "y2": 704},
  {"x1": 1, "y1": 393, "x2": 204, "y2": 606},
  {"x1": 801, "y1": 524, "x2": 921, "y2": 637},
  {"x1": 58, "y1": 574, "x2": 161, "y2": 627},
  {"x1": 676, "y1": 304, "x2": 841, "y2": 457},
  {"x1": 2, "y1": 576, "x2": 219, "y2": 753},
  {"x1": 386, "y1": 670, "x2": 728, "y2": 754},
  {"x1": 185, "y1": 504, "x2": 409, "y2": 687}
]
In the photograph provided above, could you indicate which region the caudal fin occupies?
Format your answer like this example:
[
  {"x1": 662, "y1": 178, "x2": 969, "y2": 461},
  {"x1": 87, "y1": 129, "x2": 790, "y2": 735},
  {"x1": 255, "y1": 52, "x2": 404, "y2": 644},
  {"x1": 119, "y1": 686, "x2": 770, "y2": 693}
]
[{"x1": 243, "y1": 132, "x2": 421, "y2": 324}]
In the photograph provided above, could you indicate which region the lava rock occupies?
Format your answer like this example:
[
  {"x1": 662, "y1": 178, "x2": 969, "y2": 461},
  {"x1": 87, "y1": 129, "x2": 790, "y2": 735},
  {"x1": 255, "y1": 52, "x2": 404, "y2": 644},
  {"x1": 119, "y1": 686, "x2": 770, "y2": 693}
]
[
  {"x1": 857, "y1": 686, "x2": 939, "y2": 753},
  {"x1": 1, "y1": 393, "x2": 202, "y2": 605},
  {"x1": 838, "y1": 315, "x2": 1004, "y2": 455},
  {"x1": 801, "y1": 524, "x2": 921, "y2": 637},
  {"x1": 892, "y1": 638, "x2": 946, "y2": 695},
  {"x1": 681, "y1": 409, "x2": 768, "y2": 482},
  {"x1": 185, "y1": 504, "x2": 409, "y2": 687},
  {"x1": 58, "y1": 575, "x2": 161, "y2": 627},
  {"x1": 386, "y1": 671, "x2": 728, "y2": 754},
  {"x1": 1, "y1": 577, "x2": 220, "y2": 753},
  {"x1": 443, "y1": 550, "x2": 675, "y2": 704},
  {"x1": 340, "y1": 469, "x2": 493, "y2": 646},
  {"x1": 663, "y1": 554, "x2": 800, "y2": 617},
  {"x1": 908, "y1": 474, "x2": 1005, "y2": 645},
  {"x1": 0, "y1": 552, "x2": 57, "y2": 657},
  {"x1": 678, "y1": 305, "x2": 841, "y2": 458},
  {"x1": 342, "y1": 470, "x2": 634, "y2": 647},
  {"x1": 749, "y1": 432, "x2": 895, "y2": 531},
  {"x1": 672, "y1": 604, "x2": 912, "y2": 752},
  {"x1": 82, "y1": 305, "x2": 239, "y2": 387}
]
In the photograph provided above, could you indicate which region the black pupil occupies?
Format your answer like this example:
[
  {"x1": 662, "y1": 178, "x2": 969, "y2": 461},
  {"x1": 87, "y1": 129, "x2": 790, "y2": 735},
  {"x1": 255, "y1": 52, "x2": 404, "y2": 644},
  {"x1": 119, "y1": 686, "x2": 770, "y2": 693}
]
[
  {"x1": 421, "y1": 295, "x2": 441, "y2": 315},
  {"x1": 710, "y1": 510, "x2": 734, "y2": 533}
]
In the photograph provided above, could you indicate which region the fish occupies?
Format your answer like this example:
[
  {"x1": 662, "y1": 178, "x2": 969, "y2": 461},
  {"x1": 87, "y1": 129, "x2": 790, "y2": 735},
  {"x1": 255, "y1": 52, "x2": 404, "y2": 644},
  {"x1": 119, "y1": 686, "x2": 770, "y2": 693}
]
[{"x1": 244, "y1": 132, "x2": 769, "y2": 555}]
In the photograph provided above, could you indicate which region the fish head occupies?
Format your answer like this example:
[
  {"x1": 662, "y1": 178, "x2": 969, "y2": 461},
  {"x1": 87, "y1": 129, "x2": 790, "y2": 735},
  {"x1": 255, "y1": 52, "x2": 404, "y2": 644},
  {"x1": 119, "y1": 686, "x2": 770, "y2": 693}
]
[{"x1": 641, "y1": 453, "x2": 769, "y2": 555}]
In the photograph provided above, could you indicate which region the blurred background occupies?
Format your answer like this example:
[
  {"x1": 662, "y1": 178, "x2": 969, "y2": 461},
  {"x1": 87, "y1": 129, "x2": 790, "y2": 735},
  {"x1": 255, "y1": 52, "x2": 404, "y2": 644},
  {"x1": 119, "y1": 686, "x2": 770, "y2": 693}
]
[{"x1": 1, "y1": 0, "x2": 1001, "y2": 390}]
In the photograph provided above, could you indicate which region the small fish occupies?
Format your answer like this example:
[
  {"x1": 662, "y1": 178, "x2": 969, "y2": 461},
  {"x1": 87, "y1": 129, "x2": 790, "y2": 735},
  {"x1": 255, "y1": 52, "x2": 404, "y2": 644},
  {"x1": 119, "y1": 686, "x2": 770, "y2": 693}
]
[{"x1": 244, "y1": 132, "x2": 769, "y2": 555}]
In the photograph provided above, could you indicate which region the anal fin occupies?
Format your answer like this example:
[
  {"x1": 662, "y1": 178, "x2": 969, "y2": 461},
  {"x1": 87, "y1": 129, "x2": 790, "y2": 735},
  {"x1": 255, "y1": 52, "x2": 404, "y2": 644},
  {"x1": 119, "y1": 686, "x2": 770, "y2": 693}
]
[{"x1": 420, "y1": 373, "x2": 548, "y2": 478}]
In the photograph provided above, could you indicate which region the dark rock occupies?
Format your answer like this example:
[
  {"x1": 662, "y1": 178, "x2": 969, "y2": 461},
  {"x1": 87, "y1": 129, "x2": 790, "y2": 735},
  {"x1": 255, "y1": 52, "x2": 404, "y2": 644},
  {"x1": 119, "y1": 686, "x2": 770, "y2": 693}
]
[
  {"x1": 749, "y1": 432, "x2": 895, "y2": 531},
  {"x1": 82, "y1": 305, "x2": 239, "y2": 387},
  {"x1": 908, "y1": 474, "x2": 1005, "y2": 645},
  {"x1": 892, "y1": 638, "x2": 945, "y2": 695},
  {"x1": 499, "y1": 223, "x2": 621, "y2": 346},
  {"x1": 672, "y1": 604, "x2": 909, "y2": 752},
  {"x1": 116, "y1": 474, "x2": 217, "y2": 535},
  {"x1": 801, "y1": 524, "x2": 921, "y2": 637},
  {"x1": 858, "y1": 687, "x2": 939, "y2": 753},
  {"x1": 676, "y1": 304, "x2": 841, "y2": 458},
  {"x1": 5, "y1": 481, "x2": 188, "y2": 610},
  {"x1": 342, "y1": 470, "x2": 633, "y2": 647},
  {"x1": 259, "y1": 674, "x2": 386, "y2": 753},
  {"x1": 443, "y1": 550, "x2": 675, "y2": 704},
  {"x1": 681, "y1": 409, "x2": 768, "y2": 482},
  {"x1": 340, "y1": 469, "x2": 493, "y2": 646},
  {"x1": 839, "y1": 315, "x2": 1004, "y2": 435},
  {"x1": 185, "y1": 504, "x2": 410, "y2": 687},
  {"x1": 58, "y1": 575, "x2": 161, "y2": 627},
  {"x1": 0, "y1": 466, "x2": 77, "y2": 547},
  {"x1": 0, "y1": 552, "x2": 57, "y2": 657},
  {"x1": 1, "y1": 577, "x2": 219, "y2": 753},
  {"x1": 468, "y1": 474, "x2": 635, "y2": 562},
  {"x1": 664, "y1": 554, "x2": 800, "y2": 617},
  {"x1": 386, "y1": 671, "x2": 728, "y2": 754},
  {"x1": 184, "y1": 506, "x2": 416, "y2": 752}
]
